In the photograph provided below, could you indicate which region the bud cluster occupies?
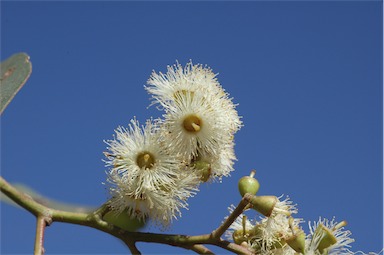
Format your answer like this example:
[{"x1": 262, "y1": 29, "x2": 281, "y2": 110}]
[{"x1": 225, "y1": 172, "x2": 356, "y2": 255}]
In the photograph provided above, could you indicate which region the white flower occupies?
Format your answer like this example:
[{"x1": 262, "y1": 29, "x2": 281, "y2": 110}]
[
  {"x1": 146, "y1": 61, "x2": 242, "y2": 133},
  {"x1": 105, "y1": 119, "x2": 179, "y2": 193},
  {"x1": 147, "y1": 61, "x2": 241, "y2": 154},
  {"x1": 271, "y1": 195, "x2": 298, "y2": 217},
  {"x1": 250, "y1": 196, "x2": 301, "y2": 253},
  {"x1": 146, "y1": 61, "x2": 241, "y2": 183},
  {"x1": 104, "y1": 118, "x2": 199, "y2": 226},
  {"x1": 307, "y1": 217, "x2": 355, "y2": 255},
  {"x1": 250, "y1": 215, "x2": 292, "y2": 253},
  {"x1": 160, "y1": 90, "x2": 235, "y2": 160},
  {"x1": 146, "y1": 61, "x2": 226, "y2": 107},
  {"x1": 107, "y1": 172, "x2": 173, "y2": 224}
]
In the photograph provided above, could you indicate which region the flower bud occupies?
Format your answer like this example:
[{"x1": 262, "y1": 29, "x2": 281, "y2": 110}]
[
  {"x1": 191, "y1": 160, "x2": 211, "y2": 182},
  {"x1": 286, "y1": 230, "x2": 306, "y2": 253},
  {"x1": 250, "y1": 195, "x2": 278, "y2": 217},
  {"x1": 238, "y1": 170, "x2": 260, "y2": 197},
  {"x1": 285, "y1": 217, "x2": 306, "y2": 253},
  {"x1": 314, "y1": 223, "x2": 338, "y2": 253}
]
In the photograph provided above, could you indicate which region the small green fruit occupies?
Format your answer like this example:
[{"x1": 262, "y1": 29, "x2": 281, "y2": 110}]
[{"x1": 238, "y1": 174, "x2": 260, "y2": 197}]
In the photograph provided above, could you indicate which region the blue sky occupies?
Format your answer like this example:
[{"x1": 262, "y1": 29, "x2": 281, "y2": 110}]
[{"x1": 1, "y1": 1, "x2": 382, "y2": 254}]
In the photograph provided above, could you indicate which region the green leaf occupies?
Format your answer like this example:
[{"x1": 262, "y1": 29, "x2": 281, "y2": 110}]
[{"x1": 0, "y1": 52, "x2": 32, "y2": 114}]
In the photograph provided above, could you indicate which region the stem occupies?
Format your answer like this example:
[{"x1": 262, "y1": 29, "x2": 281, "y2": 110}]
[
  {"x1": 216, "y1": 240, "x2": 252, "y2": 255},
  {"x1": 129, "y1": 232, "x2": 212, "y2": 245},
  {"x1": 124, "y1": 240, "x2": 142, "y2": 255},
  {"x1": 211, "y1": 194, "x2": 251, "y2": 239},
  {"x1": 34, "y1": 216, "x2": 47, "y2": 255},
  {"x1": 0, "y1": 177, "x2": 51, "y2": 218},
  {"x1": 122, "y1": 232, "x2": 253, "y2": 255},
  {"x1": 93, "y1": 201, "x2": 112, "y2": 218},
  {"x1": 188, "y1": 244, "x2": 214, "y2": 254},
  {"x1": 1, "y1": 176, "x2": 256, "y2": 255}
]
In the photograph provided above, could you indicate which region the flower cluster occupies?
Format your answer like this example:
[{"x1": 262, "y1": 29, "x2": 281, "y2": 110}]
[
  {"x1": 146, "y1": 61, "x2": 241, "y2": 180},
  {"x1": 223, "y1": 168, "x2": 381, "y2": 255},
  {"x1": 226, "y1": 195, "x2": 303, "y2": 254},
  {"x1": 228, "y1": 171, "x2": 360, "y2": 254},
  {"x1": 104, "y1": 61, "x2": 241, "y2": 227},
  {"x1": 225, "y1": 195, "x2": 356, "y2": 255}
]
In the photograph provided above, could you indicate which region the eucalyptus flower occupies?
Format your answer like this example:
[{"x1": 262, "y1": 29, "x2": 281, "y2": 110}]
[
  {"x1": 148, "y1": 62, "x2": 240, "y2": 143},
  {"x1": 104, "y1": 118, "x2": 199, "y2": 226},
  {"x1": 306, "y1": 217, "x2": 355, "y2": 255},
  {"x1": 106, "y1": 172, "x2": 172, "y2": 224},
  {"x1": 250, "y1": 213, "x2": 302, "y2": 254},
  {"x1": 159, "y1": 90, "x2": 231, "y2": 159},
  {"x1": 145, "y1": 61, "x2": 227, "y2": 108},
  {"x1": 145, "y1": 61, "x2": 242, "y2": 183}
]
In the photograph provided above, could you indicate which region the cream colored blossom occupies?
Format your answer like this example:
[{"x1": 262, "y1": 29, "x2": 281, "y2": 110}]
[
  {"x1": 146, "y1": 61, "x2": 241, "y2": 159},
  {"x1": 104, "y1": 118, "x2": 199, "y2": 226}
]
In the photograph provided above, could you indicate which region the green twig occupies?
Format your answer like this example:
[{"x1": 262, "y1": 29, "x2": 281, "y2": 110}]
[
  {"x1": 211, "y1": 193, "x2": 252, "y2": 239},
  {"x1": 0, "y1": 176, "x2": 255, "y2": 255},
  {"x1": 188, "y1": 244, "x2": 214, "y2": 254},
  {"x1": 34, "y1": 216, "x2": 47, "y2": 255},
  {"x1": 0, "y1": 177, "x2": 50, "y2": 218}
]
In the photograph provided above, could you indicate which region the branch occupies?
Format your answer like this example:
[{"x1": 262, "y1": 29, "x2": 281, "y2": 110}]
[
  {"x1": 123, "y1": 240, "x2": 142, "y2": 255},
  {"x1": 0, "y1": 177, "x2": 51, "y2": 218},
  {"x1": 188, "y1": 244, "x2": 214, "y2": 254},
  {"x1": 34, "y1": 216, "x2": 48, "y2": 255},
  {"x1": 1, "y1": 176, "x2": 255, "y2": 255},
  {"x1": 211, "y1": 194, "x2": 252, "y2": 239}
]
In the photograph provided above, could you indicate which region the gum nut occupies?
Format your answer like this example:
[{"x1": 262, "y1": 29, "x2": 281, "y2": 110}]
[{"x1": 238, "y1": 176, "x2": 260, "y2": 197}]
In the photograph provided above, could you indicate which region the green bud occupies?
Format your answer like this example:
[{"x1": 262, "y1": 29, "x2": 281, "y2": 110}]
[
  {"x1": 286, "y1": 230, "x2": 306, "y2": 254},
  {"x1": 314, "y1": 224, "x2": 338, "y2": 253},
  {"x1": 250, "y1": 195, "x2": 278, "y2": 217},
  {"x1": 191, "y1": 160, "x2": 211, "y2": 182},
  {"x1": 238, "y1": 170, "x2": 260, "y2": 197}
]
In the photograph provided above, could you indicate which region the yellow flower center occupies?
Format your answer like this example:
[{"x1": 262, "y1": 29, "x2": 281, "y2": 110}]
[
  {"x1": 136, "y1": 151, "x2": 155, "y2": 170},
  {"x1": 183, "y1": 114, "x2": 202, "y2": 133}
]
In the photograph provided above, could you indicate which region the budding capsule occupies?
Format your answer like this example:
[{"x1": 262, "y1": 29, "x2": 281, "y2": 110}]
[{"x1": 238, "y1": 170, "x2": 260, "y2": 197}]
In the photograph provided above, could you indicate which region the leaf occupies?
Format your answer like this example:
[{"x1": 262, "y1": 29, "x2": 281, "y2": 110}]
[{"x1": 0, "y1": 52, "x2": 32, "y2": 114}]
